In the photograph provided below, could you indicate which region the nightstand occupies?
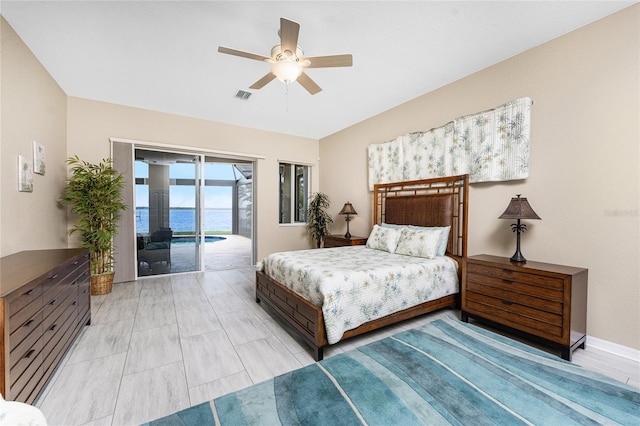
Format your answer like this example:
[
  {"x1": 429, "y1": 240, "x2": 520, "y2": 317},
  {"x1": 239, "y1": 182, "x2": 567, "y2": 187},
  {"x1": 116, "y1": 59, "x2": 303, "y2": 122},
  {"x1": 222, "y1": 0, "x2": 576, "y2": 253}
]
[
  {"x1": 461, "y1": 254, "x2": 588, "y2": 361},
  {"x1": 323, "y1": 234, "x2": 367, "y2": 248}
]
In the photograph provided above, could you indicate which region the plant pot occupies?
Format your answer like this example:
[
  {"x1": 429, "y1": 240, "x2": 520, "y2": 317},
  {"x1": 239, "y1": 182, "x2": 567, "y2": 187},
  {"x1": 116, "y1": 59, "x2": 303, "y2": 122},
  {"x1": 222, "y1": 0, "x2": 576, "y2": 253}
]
[{"x1": 90, "y1": 272, "x2": 114, "y2": 295}]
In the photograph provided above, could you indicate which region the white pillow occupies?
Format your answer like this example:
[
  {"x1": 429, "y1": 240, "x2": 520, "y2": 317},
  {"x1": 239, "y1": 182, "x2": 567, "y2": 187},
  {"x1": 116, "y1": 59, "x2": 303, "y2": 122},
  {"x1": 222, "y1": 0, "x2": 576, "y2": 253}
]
[
  {"x1": 366, "y1": 225, "x2": 402, "y2": 253},
  {"x1": 395, "y1": 227, "x2": 443, "y2": 259},
  {"x1": 408, "y1": 225, "x2": 451, "y2": 256},
  {"x1": 381, "y1": 222, "x2": 405, "y2": 230}
]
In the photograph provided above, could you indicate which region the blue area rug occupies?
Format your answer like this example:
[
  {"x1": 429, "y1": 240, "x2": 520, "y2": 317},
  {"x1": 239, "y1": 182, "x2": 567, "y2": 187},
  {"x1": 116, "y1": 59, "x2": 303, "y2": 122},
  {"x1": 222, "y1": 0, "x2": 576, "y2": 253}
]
[{"x1": 144, "y1": 318, "x2": 639, "y2": 425}]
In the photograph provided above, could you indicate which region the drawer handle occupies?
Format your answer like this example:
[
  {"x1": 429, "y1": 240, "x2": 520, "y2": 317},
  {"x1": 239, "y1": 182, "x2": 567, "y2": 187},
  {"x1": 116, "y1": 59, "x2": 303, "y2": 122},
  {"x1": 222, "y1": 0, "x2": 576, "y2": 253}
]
[
  {"x1": 24, "y1": 349, "x2": 36, "y2": 360},
  {"x1": 24, "y1": 289, "x2": 35, "y2": 296},
  {"x1": 24, "y1": 319, "x2": 35, "y2": 327},
  {"x1": 72, "y1": 301, "x2": 77, "y2": 306},
  {"x1": 49, "y1": 324, "x2": 58, "y2": 331},
  {"x1": 501, "y1": 300, "x2": 514, "y2": 306},
  {"x1": 501, "y1": 279, "x2": 514, "y2": 285},
  {"x1": 73, "y1": 260, "x2": 79, "y2": 265},
  {"x1": 70, "y1": 279, "x2": 78, "y2": 286},
  {"x1": 49, "y1": 274, "x2": 58, "y2": 280},
  {"x1": 49, "y1": 299, "x2": 57, "y2": 306}
]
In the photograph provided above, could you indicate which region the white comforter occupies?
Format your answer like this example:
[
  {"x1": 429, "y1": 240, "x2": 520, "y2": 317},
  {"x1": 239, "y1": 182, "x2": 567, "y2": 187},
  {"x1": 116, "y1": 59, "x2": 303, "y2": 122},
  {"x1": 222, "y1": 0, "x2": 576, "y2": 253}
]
[{"x1": 262, "y1": 246, "x2": 459, "y2": 344}]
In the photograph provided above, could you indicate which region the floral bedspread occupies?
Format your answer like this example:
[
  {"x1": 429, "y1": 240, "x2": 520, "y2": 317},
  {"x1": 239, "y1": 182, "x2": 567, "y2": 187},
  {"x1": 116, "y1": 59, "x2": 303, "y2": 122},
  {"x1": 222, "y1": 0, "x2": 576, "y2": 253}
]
[{"x1": 262, "y1": 246, "x2": 459, "y2": 344}]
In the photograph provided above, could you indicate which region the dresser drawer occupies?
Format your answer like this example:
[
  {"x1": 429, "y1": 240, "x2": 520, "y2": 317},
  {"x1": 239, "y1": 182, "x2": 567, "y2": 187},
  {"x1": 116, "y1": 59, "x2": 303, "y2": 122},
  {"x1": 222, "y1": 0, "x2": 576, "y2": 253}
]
[
  {"x1": 42, "y1": 259, "x2": 87, "y2": 304},
  {"x1": 78, "y1": 283, "x2": 90, "y2": 322},
  {"x1": 42, "y1": 286, "x2": 78, "y2": 334},
  {"x1": 6, "y1": 280, "x2": 43, "y2": 319},
  {"x1": 42, "y1": 303, "x2": 78, "y2": 373},
  {"x1": 10, "y1": 321, "x2": 43, "y2": 370},
  {"x1": 9, "y1": 311, "x2": 43, "y2": 353},
  {"x1": 10, "y1": 336, "x2": 43, "y2": 387},
  {"x1": 10, "y1": 349, "x2": 43, "y2": 403}
]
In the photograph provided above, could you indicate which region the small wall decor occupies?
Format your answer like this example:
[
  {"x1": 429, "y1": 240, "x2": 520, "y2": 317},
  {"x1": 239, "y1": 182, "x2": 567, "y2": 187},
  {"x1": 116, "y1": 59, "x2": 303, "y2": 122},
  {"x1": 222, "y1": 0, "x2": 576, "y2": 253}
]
[
  {"x1": 18, "y1": 155, "x2": 33, "y2": 192},
  {"x1": 33, "y1": 141, "x2": 45, "y2": 175}
]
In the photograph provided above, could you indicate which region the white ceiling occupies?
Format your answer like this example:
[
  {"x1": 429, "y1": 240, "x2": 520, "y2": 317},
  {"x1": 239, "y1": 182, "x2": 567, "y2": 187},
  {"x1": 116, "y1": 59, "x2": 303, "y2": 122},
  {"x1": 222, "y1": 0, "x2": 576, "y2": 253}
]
[{"x1": 1, "y1": 1, "x2": 635, "y2": 139}]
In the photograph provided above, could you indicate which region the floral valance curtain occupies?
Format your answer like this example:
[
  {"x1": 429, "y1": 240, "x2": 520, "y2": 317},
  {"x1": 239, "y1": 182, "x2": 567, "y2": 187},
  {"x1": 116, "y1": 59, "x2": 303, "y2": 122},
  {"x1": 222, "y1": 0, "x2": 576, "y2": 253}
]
[{"x1": 368, "y1": 97, "x2": 533, "y2": 190}]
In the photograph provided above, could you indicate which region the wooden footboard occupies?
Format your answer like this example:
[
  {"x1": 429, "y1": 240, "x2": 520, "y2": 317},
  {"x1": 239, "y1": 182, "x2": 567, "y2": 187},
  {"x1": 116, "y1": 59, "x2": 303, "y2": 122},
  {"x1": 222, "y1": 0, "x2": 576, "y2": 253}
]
[
  {"x1": 256, "y1": 270, "x2": 327, "y2": 360},
  {"x1": 256, "y1": 270, "x2": 458, "y2": 361}
]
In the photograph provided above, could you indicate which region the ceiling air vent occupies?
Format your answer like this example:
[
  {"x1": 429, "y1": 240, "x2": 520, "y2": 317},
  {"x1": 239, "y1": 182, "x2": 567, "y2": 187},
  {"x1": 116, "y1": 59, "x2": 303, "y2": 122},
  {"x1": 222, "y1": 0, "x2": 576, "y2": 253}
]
[{"x1": 235, "y1": 90, "x2": 252, "y2": 100}]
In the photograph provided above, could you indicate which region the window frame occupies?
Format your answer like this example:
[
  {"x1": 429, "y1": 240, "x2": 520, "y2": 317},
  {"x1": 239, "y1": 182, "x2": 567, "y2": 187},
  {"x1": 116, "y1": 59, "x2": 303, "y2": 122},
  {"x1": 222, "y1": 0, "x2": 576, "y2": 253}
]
[{"x1": 279, "y1": 162, "x2": 310, "y2": 225}]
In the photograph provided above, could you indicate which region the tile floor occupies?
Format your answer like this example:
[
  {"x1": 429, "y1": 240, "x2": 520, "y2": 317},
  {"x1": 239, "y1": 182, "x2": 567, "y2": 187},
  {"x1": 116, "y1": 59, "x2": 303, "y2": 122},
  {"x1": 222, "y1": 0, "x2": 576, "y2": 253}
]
[{"x1": 34, "y1": 268, "x2": 639, "y2": 425}]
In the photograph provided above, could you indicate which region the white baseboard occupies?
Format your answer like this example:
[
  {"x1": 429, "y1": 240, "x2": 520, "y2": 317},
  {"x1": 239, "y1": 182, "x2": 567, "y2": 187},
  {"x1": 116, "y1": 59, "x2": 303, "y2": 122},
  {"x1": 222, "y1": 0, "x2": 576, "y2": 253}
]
[{"x1": 587, "y1": 335, "x2": 640, "y2": 362}]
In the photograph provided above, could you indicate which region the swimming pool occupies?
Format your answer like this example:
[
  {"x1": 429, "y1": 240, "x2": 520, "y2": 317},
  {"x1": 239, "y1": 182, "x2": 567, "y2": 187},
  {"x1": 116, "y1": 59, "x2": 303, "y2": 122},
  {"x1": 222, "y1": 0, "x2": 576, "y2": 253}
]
[{"x1": 171, "y1": 236, "x2": 226, "y2": 245}]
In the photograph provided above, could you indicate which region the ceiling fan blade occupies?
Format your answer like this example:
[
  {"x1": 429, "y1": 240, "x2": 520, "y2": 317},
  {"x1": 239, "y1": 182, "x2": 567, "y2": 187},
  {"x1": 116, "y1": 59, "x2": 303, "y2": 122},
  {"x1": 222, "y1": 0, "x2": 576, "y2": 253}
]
[
  {"x1": 279, "y1": 18, "x2": 300, "y2": 57},
  {"x1": 297, "y1": 72, "x2": 322, "y2": 95},
  {"x1": 218, "y1": 46, "x2": 270, "y2": 62},
  {"x1": 304, "y1": 54, "x2": 353, "y2": 68},
  {"x1": 249, "y1": 72, "x2": 276, "y2": 90}
]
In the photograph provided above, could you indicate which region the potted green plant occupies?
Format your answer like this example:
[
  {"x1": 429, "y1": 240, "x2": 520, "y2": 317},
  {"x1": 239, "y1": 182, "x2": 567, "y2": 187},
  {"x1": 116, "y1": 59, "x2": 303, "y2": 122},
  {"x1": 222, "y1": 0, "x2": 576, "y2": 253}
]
[
  {"x1": 306, "y1": 192, "x2": 333, "y2": 248},
  {"x1": 60, "y1": 156, "x2": 128, "y2": 295}
]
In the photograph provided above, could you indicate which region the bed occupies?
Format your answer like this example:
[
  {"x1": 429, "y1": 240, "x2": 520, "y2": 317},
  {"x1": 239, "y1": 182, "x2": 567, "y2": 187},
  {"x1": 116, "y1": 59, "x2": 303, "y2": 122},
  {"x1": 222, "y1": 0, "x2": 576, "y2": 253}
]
[{"x1": 256, "y1": 174, "x2": 469, "y2": 361}]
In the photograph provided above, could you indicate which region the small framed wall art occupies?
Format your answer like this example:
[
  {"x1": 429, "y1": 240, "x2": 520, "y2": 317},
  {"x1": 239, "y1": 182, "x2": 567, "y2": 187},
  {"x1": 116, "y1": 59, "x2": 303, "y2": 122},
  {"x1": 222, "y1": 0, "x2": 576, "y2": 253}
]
[
  {"x1": 18, "y1": 155, "x2": 34, "y2": 192},
  {"x1": 33, "y1": 141, "x2": 45, "y2": 175}
]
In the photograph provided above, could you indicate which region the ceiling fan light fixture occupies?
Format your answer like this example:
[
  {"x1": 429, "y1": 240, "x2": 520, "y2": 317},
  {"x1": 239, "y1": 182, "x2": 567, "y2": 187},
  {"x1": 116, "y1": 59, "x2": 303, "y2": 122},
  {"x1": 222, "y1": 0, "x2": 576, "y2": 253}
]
[{"x1": 271, "y1": 59, "x2": 302, "y2": 84}]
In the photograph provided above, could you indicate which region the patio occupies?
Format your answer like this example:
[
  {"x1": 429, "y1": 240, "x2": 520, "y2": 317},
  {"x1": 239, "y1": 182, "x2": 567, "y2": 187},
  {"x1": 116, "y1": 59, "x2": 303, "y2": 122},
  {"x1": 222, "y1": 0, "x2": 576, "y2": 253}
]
[{"x1": 138, "y1": 234, "x2": 252, "y2": 276}]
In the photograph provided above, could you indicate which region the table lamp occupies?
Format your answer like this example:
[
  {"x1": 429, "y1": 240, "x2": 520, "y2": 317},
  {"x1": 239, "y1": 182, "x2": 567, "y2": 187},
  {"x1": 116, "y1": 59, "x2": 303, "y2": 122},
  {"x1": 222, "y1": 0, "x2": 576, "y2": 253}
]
[
  {"x1": 499, "y1": 194, "x2": 541, "y2": 262},
  {"x1": 338, "y1": 202, "x2": 357, "y2": 239}
]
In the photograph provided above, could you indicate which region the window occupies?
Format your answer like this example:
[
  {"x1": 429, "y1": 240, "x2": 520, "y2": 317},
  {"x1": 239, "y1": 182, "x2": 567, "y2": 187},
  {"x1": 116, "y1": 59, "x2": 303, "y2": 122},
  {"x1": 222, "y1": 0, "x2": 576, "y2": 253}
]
[{"x1": 279, "y1": 163, "x2": 309, "y2": 224}]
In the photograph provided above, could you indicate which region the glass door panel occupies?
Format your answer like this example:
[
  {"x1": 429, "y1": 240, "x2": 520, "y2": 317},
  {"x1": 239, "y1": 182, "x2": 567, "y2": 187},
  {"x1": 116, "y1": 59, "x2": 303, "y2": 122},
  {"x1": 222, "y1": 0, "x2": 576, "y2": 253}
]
[{"x1": 135, "y1": 149, "x2": 201, "y2": 276}]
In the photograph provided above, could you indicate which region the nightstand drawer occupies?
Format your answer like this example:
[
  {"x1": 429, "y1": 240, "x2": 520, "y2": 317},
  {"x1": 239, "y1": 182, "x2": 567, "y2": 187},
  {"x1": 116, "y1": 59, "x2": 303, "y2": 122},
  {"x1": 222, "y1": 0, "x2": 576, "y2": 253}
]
[
  {"x1": 467, "y1": 262, "x2": 564, "y2": 292},
  {"x1": 465, "y1": 280, "x2": 563, "y2": 314},
  {"x1": 464, "y1": 298, "x2": 563, "y2": 339},
  {"x1": 324, "y1": 235, "x2": 367, "y2": 248},
  {"x1": 465, "y1": 290, "x2": 562, "y2": 326},
  {"x1": 466, "y1": 270, "x2": 564, "y2": 302}
]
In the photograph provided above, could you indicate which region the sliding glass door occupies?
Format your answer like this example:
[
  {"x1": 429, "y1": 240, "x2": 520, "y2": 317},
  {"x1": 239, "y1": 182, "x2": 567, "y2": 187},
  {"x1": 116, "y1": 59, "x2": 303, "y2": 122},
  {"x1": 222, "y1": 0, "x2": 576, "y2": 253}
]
[{"x1": 135, "y1": 149, "x2": 202, "y2": 276}]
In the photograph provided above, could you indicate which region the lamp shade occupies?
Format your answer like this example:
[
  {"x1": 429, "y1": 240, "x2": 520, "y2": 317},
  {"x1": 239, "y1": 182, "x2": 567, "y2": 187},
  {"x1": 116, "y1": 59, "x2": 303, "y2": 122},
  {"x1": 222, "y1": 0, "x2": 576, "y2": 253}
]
[
  {"x1": 271, "y1": 60, "x2": 302, "y2": 84},
  {"x1": 339, "y1": 202, "x2": 357, "y2": 216},
  {"x1": 499, "y1": 195, "x2": 541, "y2": 220}
]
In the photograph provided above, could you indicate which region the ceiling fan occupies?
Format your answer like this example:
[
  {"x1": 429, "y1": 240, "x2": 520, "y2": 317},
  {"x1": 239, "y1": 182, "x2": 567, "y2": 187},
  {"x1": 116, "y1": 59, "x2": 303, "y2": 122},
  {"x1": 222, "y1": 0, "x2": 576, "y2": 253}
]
[{"x1": 218, "y1": 17, "x2": 353, "y2": 95}]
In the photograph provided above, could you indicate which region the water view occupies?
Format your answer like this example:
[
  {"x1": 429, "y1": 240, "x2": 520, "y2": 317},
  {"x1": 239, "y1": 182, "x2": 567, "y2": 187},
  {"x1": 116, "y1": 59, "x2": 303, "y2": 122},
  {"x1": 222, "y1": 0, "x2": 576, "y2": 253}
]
[{"x1": 136, "y1": 208, "x2": 232, "y2": 233}]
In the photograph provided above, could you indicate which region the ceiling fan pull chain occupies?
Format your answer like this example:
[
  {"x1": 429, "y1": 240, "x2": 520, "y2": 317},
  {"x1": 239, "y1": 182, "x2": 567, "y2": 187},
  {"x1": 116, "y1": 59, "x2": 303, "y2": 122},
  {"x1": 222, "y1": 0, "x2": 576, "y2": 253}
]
[{"x1": 285, "y1": 82, "x2": 289, "y2": 112}]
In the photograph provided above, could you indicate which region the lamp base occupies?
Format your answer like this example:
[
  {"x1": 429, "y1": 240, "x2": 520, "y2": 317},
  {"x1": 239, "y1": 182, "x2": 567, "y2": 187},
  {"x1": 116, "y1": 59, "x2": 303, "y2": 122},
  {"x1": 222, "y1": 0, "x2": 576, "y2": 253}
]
[
  {"x1": 509, "y1": 250, "x2": 527, "y2": 263},
  {"x1": 344, "y1": 214, "x2": 352, "y2": 239}
]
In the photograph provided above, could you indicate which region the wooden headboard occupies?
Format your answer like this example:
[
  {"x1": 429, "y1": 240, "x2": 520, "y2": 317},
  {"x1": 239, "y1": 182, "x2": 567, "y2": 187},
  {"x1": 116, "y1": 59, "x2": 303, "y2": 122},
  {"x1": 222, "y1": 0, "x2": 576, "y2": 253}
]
[{"x1": 373, "y1": 174, "x2": 469, "y2": 257}]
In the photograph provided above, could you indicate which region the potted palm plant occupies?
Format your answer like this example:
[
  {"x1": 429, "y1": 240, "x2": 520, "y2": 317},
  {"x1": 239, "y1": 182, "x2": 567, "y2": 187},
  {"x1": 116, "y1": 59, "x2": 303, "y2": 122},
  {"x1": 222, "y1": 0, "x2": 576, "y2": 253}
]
[
  {"x1": 306, "y1": 192, "x2": 333, "y2": 248},
  {"x1": 60, "y1": 156, "x2": 128, "y2": 295}
]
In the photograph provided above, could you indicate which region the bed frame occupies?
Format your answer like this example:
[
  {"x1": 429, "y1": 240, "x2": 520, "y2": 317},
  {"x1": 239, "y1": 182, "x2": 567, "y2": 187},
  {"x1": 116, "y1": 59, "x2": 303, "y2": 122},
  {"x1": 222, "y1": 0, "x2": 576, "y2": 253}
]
[{"x1": 256, "y1": 174, "x2": 469, "y2": 361}]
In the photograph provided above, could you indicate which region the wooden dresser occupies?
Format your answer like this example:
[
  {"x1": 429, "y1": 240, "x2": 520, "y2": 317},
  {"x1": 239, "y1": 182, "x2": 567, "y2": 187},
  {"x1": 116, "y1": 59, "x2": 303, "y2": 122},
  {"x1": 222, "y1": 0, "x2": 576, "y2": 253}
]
[
  {"x1": 461, "y1": 254, "x2": 587, "y2": 361},
  {"x1": 323, "y1": 235, "x2": 368, "y2": 248},
  {"x1": 0, "y1": 248, "x2": 91, "y2": 403}
]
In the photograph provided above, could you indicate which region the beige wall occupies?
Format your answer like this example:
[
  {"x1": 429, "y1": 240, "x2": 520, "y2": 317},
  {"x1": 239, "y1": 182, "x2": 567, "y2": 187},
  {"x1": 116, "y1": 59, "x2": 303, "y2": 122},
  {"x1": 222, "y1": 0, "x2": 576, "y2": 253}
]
[
  {"x1": 320, "y1": 5, "x2": 640, "y2": 350},
  {"x1": 0, "y1": 17, "x2": 68, "y2": 257},
  {"x1": 66, "y1": 97, "x2": 319, "y2": 262}
]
